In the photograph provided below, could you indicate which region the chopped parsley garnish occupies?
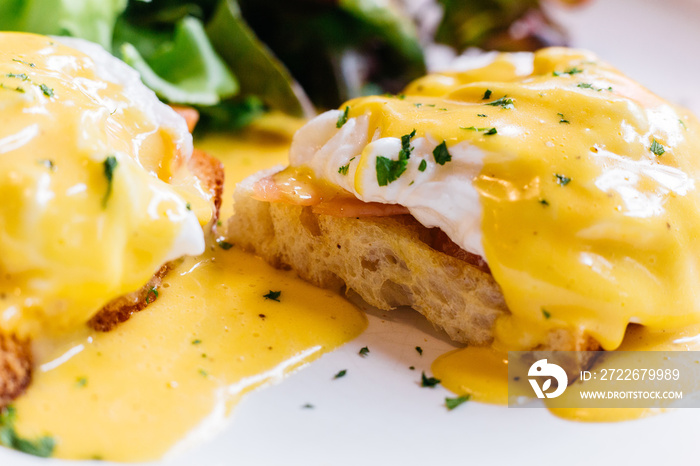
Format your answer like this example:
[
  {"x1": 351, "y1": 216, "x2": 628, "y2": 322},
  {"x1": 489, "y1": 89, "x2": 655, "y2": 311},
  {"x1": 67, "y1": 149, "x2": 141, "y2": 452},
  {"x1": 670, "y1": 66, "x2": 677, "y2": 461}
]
[
  {"x1": 101, "y1": 156, "x2": 118, "y2": 208},
  {"x1": 557, "y1": 113, "x2": 570, "y2": 124},
  {"x1": 539, "y1": 198, "x2": 549, "y2": 206},
  {"x1": 432, "y1": 141, "x2": 452, "y2": 165},
  {"x1": 577, "y1": 82, "x2": 612, "y2": 92},
  {"x1": 192, "y1": 339, "x2": 202, "y2": 345},
  {"x1": 484, "y1": 96, "x2": 514, "y2": 109},
  {"x1": 553, "y1": 67, "x2": 583, "y2": 77},
  {"x1": 333, "y1": 369, "x2": 347, "y2": 379},
  {"x1": 445, "y1": 394, "x2": 470, "y2": 410},
  {"x1": 679, "y1": 119, "x2": 687, "y2": 130},
  {"x1": 199, "y1": 369, "x2": 208, "y2": 377},
  {"x1": 0, "y1": 406, "x2": 55, "y2": 458},
  {"x1": 38, "y1": 159, "x2": 55, "y2": 171},
  {"x1": 376, "y1": 155, "x2": 407, "y2": 186},
  {"x1": 542, "y1": 309, "x2": 551, "y2": 319},
  {"x1": 336, "y1": 106, "x2": 350, "y2": 128},
  {"x1": 414, "y1": 103, "x2": 423, "y2": 108},
  {"x1": 302, "y1": 403, "x2": 314, "y2": 409},
  {"x1": 76, "y1": 377, "x2": 88, "y2": 387},
  {"x1": 397, "y1": 94, "x2": 406, "y2": 100},
  {"x1": 554, "y1": 173, "x2": 571, "y2": 186},
  {"x1": 39, "y1": 83, "x2": 54, "y2": 97},
  {"x1": 338, "y1": 163, "x2": 350, "y2": 175},
  {"x1": 146, "y1": 287, "x2": 158, "y2": 304},
  {"x1": 477, "y1": 113, "x2": 487, "y2": 117},
  {"x1": 359, "y1": 346, "x2": 370, "y2": 357},
  {"x1": 400, "y1": 129, "x2": 416, "y2": 159},
  {"x1": 186, "y1": 202, "x2": 192, "y2": 211},
  {"x1": 650, "y1": 139, "x2": 665, "y2": 156},
  {"x1": 415, "y1": 346, "x2": 423, "y2": 356},
  {"x1": 263, "y1": 290, "x2": 281, "y2": 302},
  {"x1": 409, "y1": 366, "x2": 415, "y2": 370},
  {"x1": 482, "y1": 89, "x2": 492, "y2": 100},
  {"x1": 420, "y1": 372, "x2": 441, "y2": 388},
  {"x1": 0, "y1": 83, "x2": 24, "y2": 93},
  {"x1": 418, "y1": 159, "x2": 427, "y2": 172},
  {"x1": 217, "y1": 239, "x2": 234, "y2": 250},
  {"x1": 6, "y1": 73, "x2": 28, "y2": 80},
  {"x1": 12, "y1": 58, "x2": 35, "y2": 67},
  {"x1": 460, "y1": 126, "x2": 497, "y2": 135}
]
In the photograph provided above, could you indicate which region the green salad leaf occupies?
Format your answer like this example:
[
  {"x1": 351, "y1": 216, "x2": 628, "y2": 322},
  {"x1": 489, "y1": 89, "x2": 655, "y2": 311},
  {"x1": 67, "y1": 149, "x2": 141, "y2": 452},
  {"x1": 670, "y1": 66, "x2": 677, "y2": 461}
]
[{"x1": 119, "y1": 16, "x2": 237, "y2": 106}]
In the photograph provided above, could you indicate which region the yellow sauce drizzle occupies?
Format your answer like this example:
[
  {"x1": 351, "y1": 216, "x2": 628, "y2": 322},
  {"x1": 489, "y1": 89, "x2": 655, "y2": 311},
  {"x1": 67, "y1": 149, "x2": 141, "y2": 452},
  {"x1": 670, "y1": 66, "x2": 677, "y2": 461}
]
[{"x1": 10, "y1": 127, "x2": 367, "y2": 461}]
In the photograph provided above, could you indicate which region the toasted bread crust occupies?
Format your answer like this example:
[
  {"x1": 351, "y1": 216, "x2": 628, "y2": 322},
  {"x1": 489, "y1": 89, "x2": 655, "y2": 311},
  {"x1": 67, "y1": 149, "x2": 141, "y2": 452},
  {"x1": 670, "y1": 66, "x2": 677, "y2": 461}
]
[
  {"x1": 0, "y1": 334, "x2": 31, "y2": 408},
  {"x1": 230, "y1": 186, "x2": 601, "y2": 354}
]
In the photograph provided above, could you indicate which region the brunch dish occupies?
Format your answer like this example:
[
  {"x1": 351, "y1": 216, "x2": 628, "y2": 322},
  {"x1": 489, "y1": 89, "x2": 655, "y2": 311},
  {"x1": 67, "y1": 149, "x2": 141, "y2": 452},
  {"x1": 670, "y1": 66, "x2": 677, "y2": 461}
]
[{"x1": 2, "y1": 0, "x2": 700, "y2": 465}]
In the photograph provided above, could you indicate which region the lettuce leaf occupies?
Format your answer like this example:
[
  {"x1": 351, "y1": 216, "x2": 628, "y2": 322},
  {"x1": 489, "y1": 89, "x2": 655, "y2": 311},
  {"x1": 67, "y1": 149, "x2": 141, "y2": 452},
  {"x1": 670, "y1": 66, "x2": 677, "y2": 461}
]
[
  {"x1": 0, "y1": 0, "x2": 126, "y2": 49},
  {"x1": 119, "y1": 16, "x2": 238, "y2": 106}
]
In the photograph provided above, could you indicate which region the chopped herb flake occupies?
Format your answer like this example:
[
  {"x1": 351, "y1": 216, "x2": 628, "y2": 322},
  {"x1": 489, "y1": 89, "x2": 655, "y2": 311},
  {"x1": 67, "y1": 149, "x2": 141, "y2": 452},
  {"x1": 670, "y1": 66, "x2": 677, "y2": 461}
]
[
  {"x1": 192, "y1": 339, "x2": 202, "y2": 345},
  {"x1": 186, "y1": 202, "x2": 191, "y2": 211},
  {"x1": 12, "y1": 58, "x2": 35, "y2": 67},
  {"x1": 38, "y1": 159, "x2": 55, "y2": 171},
  {"x1": 397, "y1": 94, "x2": 406, "y2": 100},
  {"x1": 359, "y1": 346, "x2": 370, "y2": 357},
  {"x1": 482, "y1": 89, "x2": 492, "y2": 100},
  {"x1": 334, "y1": 369, "x2": 347, "y2": 379},
  {"x1": 553, "y1": 67, "x2": 583, "y2": 77},
  {"x1": 432, "y1": 141, "x2": 452, "y2": 165},
  {"x1": 577, "y1": 82, "x2": 594, "y2": 89},
  {"x1": 400, "y1": 129, "x2": 416, "y2": 160},
  {"x1": 421, "y1": 371, "x2": 441, "y2": 388},
  {"x1": 0, "y1": 406, "x2": 54, "y2": 458},
  {"x1": 477, "y1": 113, "x2": 487, "y2": 117},
  {"x1": 102, "y1": 156, "x2": 118, "y2": 208},
  {"x1": 418, "y1": 159, "x2": 427, "y2": 172},
  {"x1": 199, "y1": 369, "x2": 208, "y2": 377},
  {"x1": 409, "y1": 366, "x2": 415, "y2": 370},
  {"x1": 263, "y1": 290, "x2": 281, "y2": 302},
  {"x1": 484, "y1": 96, "x2": 514, "y2": 109},
  {"x1": 679, "y1": 119, "x2": 687, "y2": 130},
  {"x1": 445, "y1": 394, "x2": 470, "y2": 410},
  {"x1": 650, "y1": 139, "x2": 665, "y2": 156},
  {"x1": 376, "y1": 155, "x2": 407, "y2": 186},
  {"x1": 217, "y1": 239, "x2": 234, "y2": 250},
  {"x1": 336, "y1": 106, "x2": 349, "y2": 128},
  {"x1": 76, "y1": 377, "x2": 87, "y2": 387},
  {"x1": 462, "y1": 126, "x2": 498, "y2": 135},
  {"x1": 554, "y1": 173, "x2": 571, "y2": 186},
  {"x1": 415, "y1": 346, "x2": 423, "y2": 356},
  {"x1": 146, "y1": 287, "x2": 158, "y2": 304},
  {"x1": 414, "y1": 103, "x2": 423, "y2": 108},
  {"x1": 39, "y1": 83, "x2": 54, "y2": 97},
  {"x1": 302, "y1": 403, "x2": 314, "y2": 409},
  {"x1": 557, "y1": 113, "x2": 570, "y2": 124},
  {"x1": 542, "y1": 309, "x2": 551, "y2": 319},
  {"x1": 6, "y1": 73, "x2": 28, "y2": 80},
  {"x1": 539, "y1": 198, "x2": 549, "y2": 206},
  {"x1": 338, "y1": 163, "x2": 350, "y2": 175}
]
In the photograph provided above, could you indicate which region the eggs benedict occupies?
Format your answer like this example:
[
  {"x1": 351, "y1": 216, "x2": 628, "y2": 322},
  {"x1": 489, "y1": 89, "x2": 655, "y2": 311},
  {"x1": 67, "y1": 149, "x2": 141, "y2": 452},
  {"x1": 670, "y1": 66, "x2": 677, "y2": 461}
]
[
  {"x1": 230, "y1": 47, "x2": 700, "y2": 354},
  {"x1": 0, "y1": 32, "x2": 222, "y2": 405}
]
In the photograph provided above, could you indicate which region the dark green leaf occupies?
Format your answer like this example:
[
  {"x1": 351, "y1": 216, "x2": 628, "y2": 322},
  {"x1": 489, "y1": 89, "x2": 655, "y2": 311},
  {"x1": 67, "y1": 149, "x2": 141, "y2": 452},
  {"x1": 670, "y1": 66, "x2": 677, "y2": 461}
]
[
  {"x1": 263, "y1": 290, "x2": 281, "y2": 302},
  {"x1": 432, "y1": 141, "x2": 451, "y2": 165},
  {"x1": 554, "y1": 173, "x2": 571, "y2": 186},
  {"x1": 359, "y1": 346, "x2": 370, "y2": 357},
  {"x1": 421, "y1": 371, "x2": 441, "y2": 388},
  {"x1": 445, "y1": 394, "x2": 470, "y2": 410},
  {"x1": 650, "y1": 139, "x2": 665, "y2": 156},
  {"x1": 484, "y1": 96, "x2": 514, "y2": 109},
  {"x1": 336, "y1": 106, "x2": 350, "y2": 128},
  {"x1": 418, "y1": 159, "x2": 427, "y2": 172},
  {"x1": 102, "y1": 156, "x2": 118, "y2": 208},
  {"x1": 376, "y1": 155, "x2": 407, "y2": 186},
  {"x1": 334, "y1": 369, "x2": 347, "y2": 379}
]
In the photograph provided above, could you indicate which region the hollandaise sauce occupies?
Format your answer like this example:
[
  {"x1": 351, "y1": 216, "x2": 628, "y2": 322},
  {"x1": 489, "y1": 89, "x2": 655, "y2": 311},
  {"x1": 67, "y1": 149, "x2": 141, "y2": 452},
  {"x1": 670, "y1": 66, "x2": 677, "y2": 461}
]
[{"x1": 10, "y1": 132, "x2": 367, "y2": 461}]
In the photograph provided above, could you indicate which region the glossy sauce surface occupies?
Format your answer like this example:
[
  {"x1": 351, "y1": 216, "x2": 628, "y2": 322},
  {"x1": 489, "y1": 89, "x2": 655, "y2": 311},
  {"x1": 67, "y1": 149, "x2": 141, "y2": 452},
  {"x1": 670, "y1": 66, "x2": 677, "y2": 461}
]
[
  {"x1": 330, "y1": 48, "x2": 700, "y2": 351},
  {"x1": 11, "y1": 130, "x2": 367, "y2": 461},
  {"x1": 0, "y1": 33, "x2": 211, "y2": 339}
]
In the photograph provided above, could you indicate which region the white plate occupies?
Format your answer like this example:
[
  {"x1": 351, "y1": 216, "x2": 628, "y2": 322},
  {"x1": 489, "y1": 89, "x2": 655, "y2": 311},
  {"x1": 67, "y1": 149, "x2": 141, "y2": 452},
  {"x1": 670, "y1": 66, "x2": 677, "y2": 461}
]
[{"x1": 3, "y1": 1, "x2": 700, "y2": 464}]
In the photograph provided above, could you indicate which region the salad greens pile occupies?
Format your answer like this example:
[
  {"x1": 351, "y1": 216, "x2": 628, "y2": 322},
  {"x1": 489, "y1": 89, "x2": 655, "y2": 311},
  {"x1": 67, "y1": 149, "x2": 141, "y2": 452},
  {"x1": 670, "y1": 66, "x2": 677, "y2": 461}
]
[{"x1": 0, "y1": 0, "x2": 570, "y2": 132}]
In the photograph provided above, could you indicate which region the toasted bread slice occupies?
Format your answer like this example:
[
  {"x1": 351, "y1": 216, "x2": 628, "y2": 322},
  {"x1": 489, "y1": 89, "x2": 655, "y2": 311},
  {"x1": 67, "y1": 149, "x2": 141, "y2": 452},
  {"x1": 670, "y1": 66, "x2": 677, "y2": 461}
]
[
  {"x1": 230, "y1": 181, "x2": 600, "y2": 354},
  {"x1": 0, "y1": 148, "x2": 224, "y2": 406}
]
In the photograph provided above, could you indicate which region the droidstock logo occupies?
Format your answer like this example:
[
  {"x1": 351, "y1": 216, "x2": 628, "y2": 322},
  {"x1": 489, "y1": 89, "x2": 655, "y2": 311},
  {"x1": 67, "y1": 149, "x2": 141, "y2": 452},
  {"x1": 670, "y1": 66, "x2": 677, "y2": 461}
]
[{"x1": 528, "y1": 359, "x2": 568, "y2": 399}]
